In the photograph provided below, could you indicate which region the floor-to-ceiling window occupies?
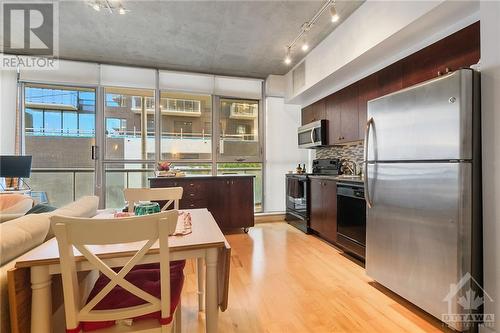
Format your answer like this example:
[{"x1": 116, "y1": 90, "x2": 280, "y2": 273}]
[
  {"x1": 103, "y1": 87, "x2": 156, "y2": 208},
  {"x1": 24, "y1": 84, "x2": 96, "y2": 207},
  {"x1": 215, "y1": 98, "x2": 263, "y2": 212},
  {"x1": 21, "y1": 68, "x2": 263, "y2": 212}
]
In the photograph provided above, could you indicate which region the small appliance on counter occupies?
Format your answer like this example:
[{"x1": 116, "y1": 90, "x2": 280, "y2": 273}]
[{"x1": 285, "y1": 158, "x2": 341, "y2": 233}]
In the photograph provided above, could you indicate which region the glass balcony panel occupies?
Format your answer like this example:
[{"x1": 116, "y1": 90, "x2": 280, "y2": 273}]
[{"x1": 105, "y1": 164, "x2": 154, "y2": 209}]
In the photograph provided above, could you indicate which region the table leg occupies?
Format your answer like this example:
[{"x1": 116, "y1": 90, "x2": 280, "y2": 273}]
[
  {"x1": 205, "y1": 248, "x2": 218, "y2": 333},
  {"x1": 31, "y1": 266, "x2": 52, "y2": 333},
  {"x1": 197, "y1": 257, "x2": 205, "y2": 311}
]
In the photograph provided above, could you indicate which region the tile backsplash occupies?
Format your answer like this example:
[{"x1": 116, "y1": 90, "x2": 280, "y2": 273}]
[{"x1": 315, "y1": 141, "x2": 364, "y2": 174}]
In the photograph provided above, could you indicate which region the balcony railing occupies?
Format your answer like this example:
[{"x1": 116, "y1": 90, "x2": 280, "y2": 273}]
[{"x1": 26, "y1": 128, "x2": 258, "y2": 141}]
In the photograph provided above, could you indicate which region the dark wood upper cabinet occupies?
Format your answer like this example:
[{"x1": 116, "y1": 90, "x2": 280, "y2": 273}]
[
  {"x1": 377, "y1": 61, "x2": 403, "y2": 97},
  {"x1": 357, "y1": 74, "x2": 378, "y2": 140},
  {"x1": 326, "y1": 84, "x2": 359, "y2": 145},
  {"x1": 402, "y1": 22, "x2": 480, "y2": 88},
  {"x1": 338, "y1": 83, "x2": 359, "y2": 143},
  {"x1": 325, "y1": 94, "x2": 340, "y2": 145},
  {"x1": 301, "y1": 99, "x2": 325, "y2": 125}
]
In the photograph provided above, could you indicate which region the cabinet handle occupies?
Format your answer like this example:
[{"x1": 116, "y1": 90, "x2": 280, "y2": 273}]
[{"x1": 189, "y1": 193, "x2": 195, "y2": 197}]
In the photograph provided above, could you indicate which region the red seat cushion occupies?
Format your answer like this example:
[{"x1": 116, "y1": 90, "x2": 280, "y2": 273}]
[{"x1": 80, "y1": 262, "x2": 184, "y2": 332}]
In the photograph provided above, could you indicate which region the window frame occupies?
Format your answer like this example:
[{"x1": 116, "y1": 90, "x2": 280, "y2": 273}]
[{"x1": 213, "y1": 95, "x2": 263, "y2": 163}]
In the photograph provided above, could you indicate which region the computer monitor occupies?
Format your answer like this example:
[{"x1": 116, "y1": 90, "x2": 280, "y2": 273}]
[{"x1": 0, "y1": 155, "x2": 32, "y2": 178}]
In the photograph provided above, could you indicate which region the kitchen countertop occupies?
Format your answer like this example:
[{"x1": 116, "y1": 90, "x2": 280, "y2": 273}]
[
  {"x1": 308, "y1": 174, "x2": 364, "y2": 184},
  {"x1": 149, "y1": 174, "x2": 255, "y2": 180}
]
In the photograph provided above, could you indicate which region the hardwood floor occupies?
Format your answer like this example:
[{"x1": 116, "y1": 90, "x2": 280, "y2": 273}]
[{"x1": 181, "y1": 222, "x2": 453, "y2": 333}]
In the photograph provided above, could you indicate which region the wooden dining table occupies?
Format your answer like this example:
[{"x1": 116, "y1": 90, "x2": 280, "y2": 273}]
[{"x1": 10, "y1": 208, "x2": 230, "y2": 333}]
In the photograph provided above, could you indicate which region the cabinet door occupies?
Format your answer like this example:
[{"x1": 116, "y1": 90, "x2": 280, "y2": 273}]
[
  {"x1": 402, "y1": 22, "x2": 479, "y2": 88},
  {"x1": 309, "y1": 179, "x2": 324, "y2": 234},
  {"x1": 207, "y1": 179, "x2": 230, "y2": 228},
  {"x1": 358, "y1": 74, "x2": 378, "y2": 140},
  {"x1": 321, "y1": 180, "x2": 337, "y2": 244},
  {"x1": 377, "y1": 62, "x2": 403, "y2": 97},
  {"x1": 301, "y1": 105, "x2": 314, "y2": 125},
  {"x1": 301, "y1": 100, "x2": 326, "y2": 125},
  {"x1": 339, "y1": 84, "x2": 359, "y2": 143},
  {"x1": 325, "y1": 94, "x2": 340, "y2": 145},
  {"x1": 228, "y1": 178, "x2": 254, "y2": 228}
]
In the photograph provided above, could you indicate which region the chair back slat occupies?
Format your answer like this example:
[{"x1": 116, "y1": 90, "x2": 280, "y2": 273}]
[
  {"x1": 51, "y1": 211, "x2": 178, "y2": 330},
  {"x1": 123, "y1": 187, "x2": 183, "y2": 213}
]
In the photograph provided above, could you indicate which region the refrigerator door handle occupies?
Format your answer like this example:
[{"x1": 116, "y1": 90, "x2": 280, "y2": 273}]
[{"x1": 364, "y1": 117, "x2": 374, "y2": 208}]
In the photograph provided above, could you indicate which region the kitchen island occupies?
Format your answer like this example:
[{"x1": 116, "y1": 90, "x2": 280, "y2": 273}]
[{"x1": 149, "y1": 174, "x2": 255, "y2": 232}]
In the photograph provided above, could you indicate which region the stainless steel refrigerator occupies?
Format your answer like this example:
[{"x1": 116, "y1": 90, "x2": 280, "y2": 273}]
[{"x1": 364, "y1": 69, "x2": 482, "y2": 331}]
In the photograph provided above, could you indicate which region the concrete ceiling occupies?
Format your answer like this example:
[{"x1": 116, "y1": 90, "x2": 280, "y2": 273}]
[{"x1": 57, "y1": 1, "x2": 363, "y2": 78}]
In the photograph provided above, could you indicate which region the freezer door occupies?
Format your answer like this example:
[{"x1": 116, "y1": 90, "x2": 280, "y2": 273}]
[
  {"x1": 365, "y1": 162, "x2": 473, "y2": 331},
  {"x1": 366, "y1": 69, "x2": 473, "y2": 162}
]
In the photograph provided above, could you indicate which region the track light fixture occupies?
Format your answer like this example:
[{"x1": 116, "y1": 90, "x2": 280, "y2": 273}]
[
  {"x1": 330, "y1": 5, "x2": 339, "y2": 23},
  {"x1": 284, "y1": 0, "x2": 339, "y2": 66},
  {"x1": 284, "y1": 47, "x2": 292, "y2": 65}
]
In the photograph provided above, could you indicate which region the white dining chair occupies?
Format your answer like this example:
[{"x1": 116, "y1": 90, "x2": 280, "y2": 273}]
[
  {"x1": 123, "y1": 187, "x2": 183, "y2": 213},
  {"x1": 51, "y1": 211, "x2": 182, "y2": 333}
]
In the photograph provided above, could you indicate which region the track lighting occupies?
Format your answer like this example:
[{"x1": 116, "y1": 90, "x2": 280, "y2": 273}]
[
  {"x1": 92, "y1": 2, "x2": 101, "y2": 11},
  {"x1": 284, "y1": 0, "x2": 340, "y2": 63},
  {"x1": 119, "y1": 6, "x2": 126, "y2": 15},
  {"x1": 330, "y1": 5, "x2": 339, "y2": 23}
]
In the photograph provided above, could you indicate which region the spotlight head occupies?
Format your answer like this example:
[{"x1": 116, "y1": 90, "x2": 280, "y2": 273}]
[{"x1": 330, "y1": 6, "x2": 339, "y2": 22}]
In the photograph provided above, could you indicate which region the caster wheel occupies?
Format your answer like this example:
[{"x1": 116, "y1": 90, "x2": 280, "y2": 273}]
[{"x1": 243, "y1": 227, "x2": 250, "y2": 233}]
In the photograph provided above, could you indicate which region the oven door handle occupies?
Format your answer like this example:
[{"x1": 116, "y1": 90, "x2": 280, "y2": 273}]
[{"x1": 364, "y1": 117, "x2": 374, "y2": 208}]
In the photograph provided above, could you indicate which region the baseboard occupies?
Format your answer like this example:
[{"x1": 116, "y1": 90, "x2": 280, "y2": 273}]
[{"x1": 254, "y1": 212, "x2": 286, "y2": 224}]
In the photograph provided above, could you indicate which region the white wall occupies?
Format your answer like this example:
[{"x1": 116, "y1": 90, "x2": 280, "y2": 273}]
[
  {"x1": 0, "y1": 70, "x2": 18, "y2": 154},
  {"x1": 264, "y1": 96, "x2": 308, "y2": 212},
  {"x1": 480, "y1": 1, "x2": 500, "y2": 332},
  {"x1": 285, "y1": 0, "x2": 480, "y2": 107}
]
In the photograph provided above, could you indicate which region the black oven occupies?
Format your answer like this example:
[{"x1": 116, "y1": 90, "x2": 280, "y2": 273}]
[
  {"x1": 285, "y1": 174, "x2": 310, "y2": 233},
  {"x1": 336, "y1": 182, "x2": 366, "y2": 260}
]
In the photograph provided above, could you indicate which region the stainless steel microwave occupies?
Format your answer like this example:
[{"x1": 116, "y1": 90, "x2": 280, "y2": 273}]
[{"x1": 298, "y1": 119, "x2": 327, "y2": 148}]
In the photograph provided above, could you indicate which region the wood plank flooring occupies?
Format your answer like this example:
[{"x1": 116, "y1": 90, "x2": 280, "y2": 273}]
[{"x1": 181, "y1": 222, "x2": 452, "y2": 333}]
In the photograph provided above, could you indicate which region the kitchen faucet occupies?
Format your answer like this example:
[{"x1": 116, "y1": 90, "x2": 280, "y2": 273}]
[{"x1": 341, "y1": 159, "x2": 357, "y2": 175}]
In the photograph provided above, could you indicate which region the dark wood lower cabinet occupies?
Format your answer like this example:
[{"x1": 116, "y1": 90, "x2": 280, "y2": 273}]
[
  {"x1": 310, "y1": 178, "x2": 337, "y2": 244},
  {"x1": 149, "y1": 176, "x2": 255, "y2": 231}
]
